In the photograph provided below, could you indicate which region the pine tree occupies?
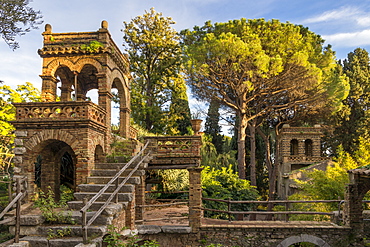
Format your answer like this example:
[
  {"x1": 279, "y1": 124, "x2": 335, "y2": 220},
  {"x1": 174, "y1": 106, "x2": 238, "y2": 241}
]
[
  {"x1": 333, "y1": 48, "x2": 370, "y2": 154},
  {"x1": 204, "y1": 99, "x2": 223, "y2": 153}
]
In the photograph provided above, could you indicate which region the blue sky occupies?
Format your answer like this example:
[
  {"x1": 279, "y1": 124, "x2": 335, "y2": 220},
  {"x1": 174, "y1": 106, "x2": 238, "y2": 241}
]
[{"x1": 2, "y1": 0, "x2": 370, "y2": 128}]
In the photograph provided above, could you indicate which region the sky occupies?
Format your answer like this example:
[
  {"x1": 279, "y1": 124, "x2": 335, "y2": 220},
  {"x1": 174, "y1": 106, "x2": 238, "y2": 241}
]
[{"x1": 2, "y1": 0, "x2": 370, "y2": 129}]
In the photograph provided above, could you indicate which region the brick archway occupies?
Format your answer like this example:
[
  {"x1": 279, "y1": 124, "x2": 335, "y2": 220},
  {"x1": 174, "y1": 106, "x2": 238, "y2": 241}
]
[
  {"x1": 31, "y1": 139, "x2": 77, "y2": 200},
  {"x1": 277, "y1": 234, "x2": 330, "y2": 247}
]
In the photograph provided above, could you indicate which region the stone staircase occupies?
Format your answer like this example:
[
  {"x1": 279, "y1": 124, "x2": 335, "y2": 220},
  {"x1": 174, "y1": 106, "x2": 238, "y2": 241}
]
[{"x1": 5, "y1": 161, "x2": 146, "y2": 247}]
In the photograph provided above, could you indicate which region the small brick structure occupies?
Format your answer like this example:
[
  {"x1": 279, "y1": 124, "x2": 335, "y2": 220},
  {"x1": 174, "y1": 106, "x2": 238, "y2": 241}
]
[
  {"x1": 11, "y1": 21, "x2": 132, "y2": 200},
  {"x1": 277, "y1": 124, "x2": 331, "y2": 199}
]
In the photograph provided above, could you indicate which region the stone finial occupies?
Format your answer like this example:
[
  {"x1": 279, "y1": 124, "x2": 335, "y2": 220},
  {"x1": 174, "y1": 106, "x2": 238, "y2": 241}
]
[
  {"x1": 45, "y1": 24, "x2": 52, "y2": 33},
  {"x1": 101, "y1": 20, "x2": 108, "y2": 29}
]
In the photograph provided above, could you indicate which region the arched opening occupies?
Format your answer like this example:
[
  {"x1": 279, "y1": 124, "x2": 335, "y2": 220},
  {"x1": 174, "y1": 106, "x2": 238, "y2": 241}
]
[
  {"x1": 34, "y1": 139, "x2": 76, "y2": 201},
  {"x1": 77, "y1": 64, "x2": 99, "y2": 101},
  {"x1": 111, "y1": 77, "x2": 129, "y2": 137},
  {"x1": 278, "y1": 234, "x2": 329, "y2": 247},
  {"x1": 305, "y1": 139, "x2": 313, "y2": 156},
  {"x1": 290, "y1": 139, "x2": 299, "y2": 155},
  {"x1": 111, "y1": 87, "x2": 119, "y2": 133},
  {"x1": 55, "y1": 66, "x2": 75, "y2": 101},
  {"x1": 94, "y1": 145, "x2": 105, "y2": 163},
  {"x1": 86, "y1": 88, "x2": 99, "y2": 104},
  {"x1": 289, "y1": 243, "x2": 318, "y2": 247}
]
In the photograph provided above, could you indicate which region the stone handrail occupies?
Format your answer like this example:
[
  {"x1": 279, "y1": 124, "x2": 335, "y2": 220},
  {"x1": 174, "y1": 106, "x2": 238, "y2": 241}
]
[
  {"x1": 13, "y1": 101, "x2": 106, "y2": 126},
  {"x1": 143, "y1": 136, "x2": 202, "y2": 168}
]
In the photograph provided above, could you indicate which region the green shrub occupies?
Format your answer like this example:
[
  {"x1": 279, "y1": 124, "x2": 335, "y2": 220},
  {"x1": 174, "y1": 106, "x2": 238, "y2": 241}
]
[
  {"x1": 202, "y1": 165, "x2": 259, "y2": 219},
  {"x1": 104, "y1": 225, "x2": 159, "y2": 247}
]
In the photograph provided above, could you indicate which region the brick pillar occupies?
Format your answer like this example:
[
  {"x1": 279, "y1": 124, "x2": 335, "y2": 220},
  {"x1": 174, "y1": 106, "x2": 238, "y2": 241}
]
[
  {"x1": 98, "y1": 89, "x2": 112, "y2": 153},
  {"x1": 135, "y1": 174, "x2": 146, "y2": 225},
  {"x1": 125, "y1": 187, "x2": 136, "y2": 229},
  {"x1": 120, "y1": 107, "x2": 131, "y2": 138},
  {"x1": 344, "y1": 183, "x2": 364, "y2": 228},
  {"x1": 40, "y1": 75, "x2": 58, "y2": 102},
  {"x1": 188, "y1": 167, "x2": 203, "y2": 233}
]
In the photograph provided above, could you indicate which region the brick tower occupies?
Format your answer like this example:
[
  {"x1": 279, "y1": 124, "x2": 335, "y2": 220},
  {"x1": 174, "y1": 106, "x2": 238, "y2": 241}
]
[
  {"x1": 276, "y1": 124, "x2": 330, "y2": 199},
  {"x1": 11, "y1": 21, "x2": 131, "y2": 199}
]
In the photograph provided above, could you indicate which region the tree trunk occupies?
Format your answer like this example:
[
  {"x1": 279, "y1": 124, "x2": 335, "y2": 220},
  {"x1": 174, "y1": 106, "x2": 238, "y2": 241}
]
[
  {"x1": 256, "y1": 126, "x2": 276, "y2": 212},
  {"x1": 237, "y1": 113, "x2": 248, "y2": 179},
  {"x1": 248, "y1": 121, "x2": 257, "y2": 186}
]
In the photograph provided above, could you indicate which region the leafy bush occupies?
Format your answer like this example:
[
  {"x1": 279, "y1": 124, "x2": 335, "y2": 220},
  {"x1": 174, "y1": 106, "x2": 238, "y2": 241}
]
[
  {"x1": 104, "y1": 225, "x2": 159, "y2": 247},
  {"x1": 32, "y1": 186, "x2": 74, "y2": 224},
  {"x1": 202, "y1": 165, "x2": 259, "y2": 219}
]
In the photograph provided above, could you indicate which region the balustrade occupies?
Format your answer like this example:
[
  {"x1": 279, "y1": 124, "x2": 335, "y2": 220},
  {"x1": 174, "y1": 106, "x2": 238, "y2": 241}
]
[{"x1": 13, "y1": 101, "x2": 106, "y2": 126}]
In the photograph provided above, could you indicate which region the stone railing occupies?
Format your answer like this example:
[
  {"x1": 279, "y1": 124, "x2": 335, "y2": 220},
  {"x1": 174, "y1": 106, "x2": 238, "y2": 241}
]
[
  {"x1": 13, "y1": 101, "x2": 106, "y2": 126},
  {"x1": 143, "y1": 136, "x2": 202, "y2": 168},
  {"x1": 129, "y1": 126, "x2": 138, "y2": 140},
  {"x1": 282, "y1": 155, "x2": 330, "y2": 163},
  {"x1": 280, "y1": 126, "x2": 323, "y2": 134}
]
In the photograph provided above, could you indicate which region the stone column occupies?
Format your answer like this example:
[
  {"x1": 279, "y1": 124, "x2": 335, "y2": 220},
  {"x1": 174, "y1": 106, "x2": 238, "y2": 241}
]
[
  {"x1": 40, "y1": 75, "x2": 58, "y2": 102},
  {"x1": 98, "y1": 88, "x2": 112, "y2": 153},
  {"x1": 188, "y1": 167, "x2": 203, "y2": 233},
  {"x1": 120, "y1": 107, "x2": 131, "y2": 138},
  {"x1": 135, "y1": 174, "x2": 146, "y2": 225}
]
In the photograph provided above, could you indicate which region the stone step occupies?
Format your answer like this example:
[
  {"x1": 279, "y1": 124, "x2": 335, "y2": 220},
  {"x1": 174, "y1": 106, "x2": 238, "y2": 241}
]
[
  {"x1": 77, "y1": 183, "x2": 134, "y2": 193},
  {"x1": 90, "y1": 169, "x2": 145, "y2": 177},
  {"x1": 68, "y1": 200, "x2": 128, "y2": 212},
  {"x1": 87, "y1": 176, "x2": 141, "y2": 185},
  {"x1": 94, "y1": 162, "x2": 127, "y2": 170},
  {"x1": 3, "y1": 214, "x2": 44, "y2": 226},
  {"x1": 69, "y1": 210, "x2": 113, "y2": 225},
  {"x1": 95, "y1": 162, "x2": 149, "y2": 170},
  {"x1": 9, "y1": 225, "x2": 107, "y2": 238},
  {"x1": 7, "y1": 210, "x2": 113, "y2": 226},
  {"x1": 19, "y1": 235, "x2": 102, "y2": 247},
  {"x1": 74, "y1": 192, "x2": 133, "y2": 202}
]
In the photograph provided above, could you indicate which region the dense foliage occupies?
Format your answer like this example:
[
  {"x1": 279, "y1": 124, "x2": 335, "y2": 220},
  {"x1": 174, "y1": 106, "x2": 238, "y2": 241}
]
[
  {"x1": 202, "y1": 165, "x2": 259, "y2": 219},
  {"x1": 122, "y1": 8, "x2": 190, "y2": 134},
  {"x1": 181, "y1": 18, "x2": 348, "y2": 183},
  {"x1": 289, "y1": 138, "x2": 370, "y2": 219},
  {"x1": 0, "y1": 0, "x2": 42, "y2": 50}
]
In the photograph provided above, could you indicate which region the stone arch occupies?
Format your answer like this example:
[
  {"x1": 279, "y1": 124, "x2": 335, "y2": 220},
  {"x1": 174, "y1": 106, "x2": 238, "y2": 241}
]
[
  {"x1": 31, "y1": 139, "x2": 77, "y2": 200},
  {"x1": 44, "y1": 58, "x2": 77, "y2": 76},
  {"x1": 277, "y1": 234, "x2": 330, "y2": 247},
  {"x1": 74, "y1": 57, "x2": 103, "y2": 74},
  {"x1": 24, "y1": 129, "x2": 79, "y2": 152}
]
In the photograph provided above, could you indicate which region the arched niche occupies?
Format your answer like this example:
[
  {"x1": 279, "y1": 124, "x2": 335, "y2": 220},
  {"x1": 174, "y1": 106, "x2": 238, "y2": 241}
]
[
  {"x1": 94, "y1": 145, "x2": 105, "y2": 163},
  {"x1": 305, "y1": 139, "x2": 313, "y2": 156},
  {"x1": 290, "y1": 139, "x2": 299, "y2": 155}
]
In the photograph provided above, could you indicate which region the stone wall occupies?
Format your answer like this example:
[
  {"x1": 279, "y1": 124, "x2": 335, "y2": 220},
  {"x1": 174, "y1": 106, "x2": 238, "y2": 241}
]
[{"x1": 138, "y1": 225, "x2": 359, "y2": 247}]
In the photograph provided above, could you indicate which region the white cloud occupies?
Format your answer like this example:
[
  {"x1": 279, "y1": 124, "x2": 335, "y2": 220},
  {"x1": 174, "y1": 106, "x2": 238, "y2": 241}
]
[
  {"x1": 302, "y1": 6, "x2": 361, "y2": 24},
  {"x1": 323, "y1": 29, "x2": 370, "y2": 47}
]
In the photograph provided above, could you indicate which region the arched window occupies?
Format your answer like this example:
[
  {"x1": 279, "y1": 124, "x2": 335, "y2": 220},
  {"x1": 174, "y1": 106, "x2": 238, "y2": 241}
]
[
  {"x1": 290, "y1": 139, "x2": 299, "y2": 155},
  {"x1": 305, "y1": 139, "x2": 313, "y2": 156}
]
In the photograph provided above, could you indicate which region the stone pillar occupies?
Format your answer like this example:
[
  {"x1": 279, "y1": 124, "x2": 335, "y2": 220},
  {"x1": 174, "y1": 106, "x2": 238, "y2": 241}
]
[
  {"x1": 40, "y1": 75, "x2": 58, "y2": 102},
  {"x1": 120, "y1": 107, "x2": 131, "y2": 138},
  {"x1": 135, "y1": 174, "x2": 146, "y2": 225},
  {"x1": 60, "y1": 84, "x2": 73, "y2": 101},
  {"x1": 98, "y1": 89, "x2": 112, "y2": 153},
  {"x1": 188, "y1": 167, "x2": 203, "y2": 233},
  {"x1": 125, "y1": 188, "x2": 136, "y2": 230}
]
